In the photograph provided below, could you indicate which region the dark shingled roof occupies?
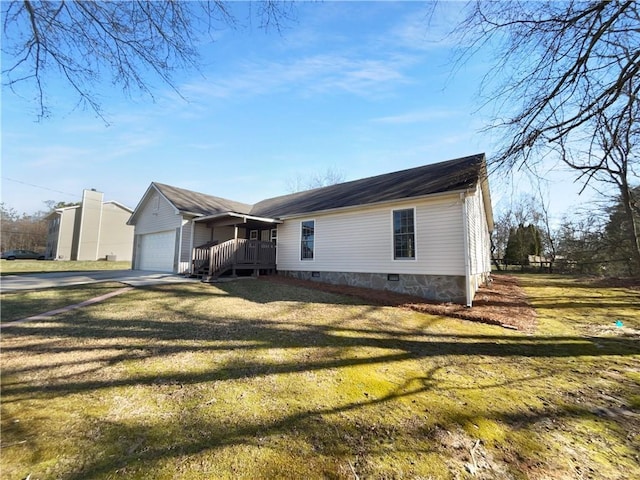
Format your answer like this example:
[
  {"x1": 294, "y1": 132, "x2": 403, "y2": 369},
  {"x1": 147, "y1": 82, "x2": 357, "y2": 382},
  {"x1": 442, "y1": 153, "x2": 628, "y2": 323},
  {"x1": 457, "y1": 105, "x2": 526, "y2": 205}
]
[
  {"x1": 153, "y1": 182, "x2": 252, "y2": 216},
  {"x1": 250, "y1": 153, "x2": 486, "y2": 218}
]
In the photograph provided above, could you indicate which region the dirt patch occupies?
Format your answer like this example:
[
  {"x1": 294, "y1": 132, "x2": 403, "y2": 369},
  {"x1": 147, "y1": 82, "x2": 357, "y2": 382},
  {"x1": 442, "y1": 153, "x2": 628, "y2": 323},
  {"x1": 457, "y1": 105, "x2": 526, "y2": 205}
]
[
  {"x1": 261, "y1": 274, "x2": 537, "y2": 333},
  {"x1": 434, "y1": 426, "x2": 514, "y2": 479}
]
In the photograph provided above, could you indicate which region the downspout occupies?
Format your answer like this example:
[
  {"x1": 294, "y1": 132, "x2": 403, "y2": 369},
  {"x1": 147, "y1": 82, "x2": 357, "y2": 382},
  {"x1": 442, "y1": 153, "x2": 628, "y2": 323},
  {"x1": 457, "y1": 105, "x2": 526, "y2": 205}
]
[{"x1": 461, "y1": 192, "x2": 473, "y2": 307}]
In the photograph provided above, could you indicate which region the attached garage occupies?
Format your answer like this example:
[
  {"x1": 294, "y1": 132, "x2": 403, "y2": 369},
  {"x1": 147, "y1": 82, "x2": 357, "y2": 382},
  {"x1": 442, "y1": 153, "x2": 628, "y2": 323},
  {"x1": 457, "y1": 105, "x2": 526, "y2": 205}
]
[{"x1": 137, "y1": 230, "x2": 176, "y2": 272}]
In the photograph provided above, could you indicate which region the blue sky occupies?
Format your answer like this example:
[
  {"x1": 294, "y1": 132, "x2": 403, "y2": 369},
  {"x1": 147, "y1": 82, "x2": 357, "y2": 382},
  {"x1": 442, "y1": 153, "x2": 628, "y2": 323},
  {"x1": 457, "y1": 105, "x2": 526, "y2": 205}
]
[{"x1": 1, "y1": 1, "x2": 595, "y2": 221}]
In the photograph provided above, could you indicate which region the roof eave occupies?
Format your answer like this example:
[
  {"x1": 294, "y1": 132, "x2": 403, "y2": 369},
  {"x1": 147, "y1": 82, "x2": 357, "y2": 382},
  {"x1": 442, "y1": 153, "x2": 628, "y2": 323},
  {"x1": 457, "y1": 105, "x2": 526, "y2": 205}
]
[
  {"x1": 104, "y1": 200, "x2": 134, "y2": 213},
  {"x1": 194, "y1": 212, "x2": 282, "y2": 224},
  {"x1": 271, "y1": 188, "x2": 470, "y2": 220}
]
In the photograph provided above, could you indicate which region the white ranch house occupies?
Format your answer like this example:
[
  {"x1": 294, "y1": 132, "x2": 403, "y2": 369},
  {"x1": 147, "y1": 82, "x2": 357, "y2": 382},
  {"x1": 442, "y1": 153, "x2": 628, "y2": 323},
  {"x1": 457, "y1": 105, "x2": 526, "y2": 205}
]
[{"x1": 128, "y1": 154, "x2": 494, "y2": 305}]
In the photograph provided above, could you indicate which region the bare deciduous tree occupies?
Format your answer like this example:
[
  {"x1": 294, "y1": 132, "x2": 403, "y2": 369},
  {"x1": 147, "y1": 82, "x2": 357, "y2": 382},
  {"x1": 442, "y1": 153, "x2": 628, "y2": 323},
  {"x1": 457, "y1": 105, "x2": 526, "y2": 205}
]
[
  {"x1": 454, "y1": 0, "x2": 640, "y2": 273},
  {"x1": 455, "y1": 0, "x2": 639, "y2": 168},
  {"x1": 559, "y1": 89, "x2": 640, "y2": 272},
  {"x1": 286, "y1": 167, "x2": 346, "y2": 193},
  {"x1": 1, "y1": 1, "x2": 294, "y2": 120}
]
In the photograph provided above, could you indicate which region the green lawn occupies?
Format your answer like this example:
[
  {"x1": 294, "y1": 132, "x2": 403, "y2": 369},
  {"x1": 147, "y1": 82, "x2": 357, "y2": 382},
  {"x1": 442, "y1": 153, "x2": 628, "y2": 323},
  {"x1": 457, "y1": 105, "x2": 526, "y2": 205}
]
[
  {"x1": 0, "y1": 282, "x2": 128, "y2": 324},
  {"x1": 0, "y1": 259, "x2": 131, "y2": 275},
  {"x1": 1, "y1": 275, "x2": 638, "y2": 479}
]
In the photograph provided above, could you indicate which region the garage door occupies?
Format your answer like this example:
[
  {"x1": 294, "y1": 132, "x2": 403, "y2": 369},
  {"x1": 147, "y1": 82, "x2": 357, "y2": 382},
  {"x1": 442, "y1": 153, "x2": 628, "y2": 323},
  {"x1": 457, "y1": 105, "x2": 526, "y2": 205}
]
[{"x1": 139, "y1": 231, "x2": 175, "y2": 272}]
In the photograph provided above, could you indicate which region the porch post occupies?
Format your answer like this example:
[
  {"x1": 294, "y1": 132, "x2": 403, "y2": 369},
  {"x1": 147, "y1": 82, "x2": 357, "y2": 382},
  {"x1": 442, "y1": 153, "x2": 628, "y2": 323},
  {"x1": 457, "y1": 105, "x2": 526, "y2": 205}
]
[{"x1": 232, "y1": 225, "x2": 238, "y2": 277}]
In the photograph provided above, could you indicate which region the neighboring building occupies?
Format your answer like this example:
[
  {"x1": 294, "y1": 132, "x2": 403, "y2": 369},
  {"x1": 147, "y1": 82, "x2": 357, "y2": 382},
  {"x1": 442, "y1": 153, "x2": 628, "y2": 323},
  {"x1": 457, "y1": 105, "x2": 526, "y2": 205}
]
[
  {"x1": 46, "y1": 189, "x2": 134, "y2": 261},
  {"x1": 128, "y1": 154, "x2": 494, "y2": 305}
]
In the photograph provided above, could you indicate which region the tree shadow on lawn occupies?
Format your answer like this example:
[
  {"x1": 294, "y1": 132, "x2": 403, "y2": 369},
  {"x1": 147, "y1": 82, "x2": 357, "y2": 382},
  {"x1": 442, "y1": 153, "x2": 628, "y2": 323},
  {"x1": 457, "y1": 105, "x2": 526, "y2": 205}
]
[
  {"x1": 2, "y1": 281, "x2": 639, "y2": 478},
  {"x1": 8, "y1": 359, "x2": 638, "y2": 480},
  {"x1": 2, "y1": 300, "x2": 638, "y2": 402}
]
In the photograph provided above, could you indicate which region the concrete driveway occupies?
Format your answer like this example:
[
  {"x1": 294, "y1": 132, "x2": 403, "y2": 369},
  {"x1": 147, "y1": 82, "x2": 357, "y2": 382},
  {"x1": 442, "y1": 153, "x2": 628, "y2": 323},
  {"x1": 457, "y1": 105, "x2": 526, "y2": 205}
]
[{"x1": 0, "y1": 270, "x2": 198, "y2": 292}]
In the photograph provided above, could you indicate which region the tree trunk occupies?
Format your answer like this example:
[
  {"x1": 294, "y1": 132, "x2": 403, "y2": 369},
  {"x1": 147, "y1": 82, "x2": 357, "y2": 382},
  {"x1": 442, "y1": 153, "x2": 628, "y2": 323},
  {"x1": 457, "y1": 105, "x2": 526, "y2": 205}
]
[{"x1": 620, "y1": 184, "x2": 640, "y2": 275}]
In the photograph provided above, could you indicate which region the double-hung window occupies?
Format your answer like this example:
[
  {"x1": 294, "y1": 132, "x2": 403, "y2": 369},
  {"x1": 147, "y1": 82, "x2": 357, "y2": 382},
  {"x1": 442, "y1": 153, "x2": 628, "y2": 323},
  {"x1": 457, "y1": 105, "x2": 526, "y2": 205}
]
[
  {"x1": 393, "y1": 208, "x2": 416, "y2": 260},
  {"x1": 301, "y1": 220, "x2": 315, "y2": 260}
]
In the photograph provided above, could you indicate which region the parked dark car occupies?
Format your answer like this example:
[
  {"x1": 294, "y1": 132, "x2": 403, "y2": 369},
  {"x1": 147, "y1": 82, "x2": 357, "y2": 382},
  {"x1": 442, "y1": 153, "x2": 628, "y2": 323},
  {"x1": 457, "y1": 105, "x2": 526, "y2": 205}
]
[{"x1": 1, "y1": 249, "x2": 46, "y2": 260}]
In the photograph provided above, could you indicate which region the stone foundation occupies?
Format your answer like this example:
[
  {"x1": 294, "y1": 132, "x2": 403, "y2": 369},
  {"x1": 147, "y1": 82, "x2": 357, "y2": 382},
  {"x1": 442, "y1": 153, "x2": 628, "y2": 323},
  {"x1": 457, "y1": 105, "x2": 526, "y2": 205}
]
[{"x1": 279, "y1": 270, "x2": 467, "y2": 304}]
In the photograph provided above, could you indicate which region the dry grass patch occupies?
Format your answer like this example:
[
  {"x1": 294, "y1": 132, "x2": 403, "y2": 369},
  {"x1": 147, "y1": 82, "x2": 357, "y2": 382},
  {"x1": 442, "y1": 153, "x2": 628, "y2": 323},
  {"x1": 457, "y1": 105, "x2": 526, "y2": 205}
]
[
  {"x1": 1, "y1": 277, "x2": 638, "y2": 479},
  {"x1": 0, "y1": 282, "x2": 127, "y2": 323},
  {"x1": 0, "y1": 260, "x2": 131, "y2": 275}
]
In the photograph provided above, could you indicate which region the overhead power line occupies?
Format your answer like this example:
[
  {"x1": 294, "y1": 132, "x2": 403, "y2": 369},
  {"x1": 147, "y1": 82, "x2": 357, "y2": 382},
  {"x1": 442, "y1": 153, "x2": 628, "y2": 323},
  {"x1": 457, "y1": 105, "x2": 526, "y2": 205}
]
[{"x1": 1, "y1": 177, "x2": 81, "y2": 199}]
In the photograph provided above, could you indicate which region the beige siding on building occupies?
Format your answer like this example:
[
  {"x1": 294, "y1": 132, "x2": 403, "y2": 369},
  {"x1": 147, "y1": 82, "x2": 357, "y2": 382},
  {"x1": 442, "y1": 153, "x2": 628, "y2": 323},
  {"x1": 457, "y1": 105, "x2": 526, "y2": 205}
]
[
  {"x1": 277, "y1": 194, "x2": 465, "y2": 276},
  {"x1": 45, "y1": 190, "x2": 134, "y2": 262},
  {"x1": 55, "y1": 208, "x2": 79, "y2": 260},
  {"x1": 97, "y1": 203, "x2": 134, "y2": 261},
  {"x1": 76, "y1": 190, "x2": 103, "y2": 260}
]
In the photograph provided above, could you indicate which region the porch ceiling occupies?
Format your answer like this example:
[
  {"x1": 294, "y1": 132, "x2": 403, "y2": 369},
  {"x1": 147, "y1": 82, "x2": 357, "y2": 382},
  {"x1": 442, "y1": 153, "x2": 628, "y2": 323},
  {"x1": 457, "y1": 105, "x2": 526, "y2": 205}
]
[{"x1": 194, "y1": 212, "x2": 281, "y2": 228}]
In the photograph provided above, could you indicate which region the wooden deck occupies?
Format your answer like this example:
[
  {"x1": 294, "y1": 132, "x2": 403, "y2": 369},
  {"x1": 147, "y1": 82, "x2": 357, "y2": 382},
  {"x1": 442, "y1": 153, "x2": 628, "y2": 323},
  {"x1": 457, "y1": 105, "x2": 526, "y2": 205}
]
[{"x1": 192, "y1": 239, "x2": 276, "y2": 281}]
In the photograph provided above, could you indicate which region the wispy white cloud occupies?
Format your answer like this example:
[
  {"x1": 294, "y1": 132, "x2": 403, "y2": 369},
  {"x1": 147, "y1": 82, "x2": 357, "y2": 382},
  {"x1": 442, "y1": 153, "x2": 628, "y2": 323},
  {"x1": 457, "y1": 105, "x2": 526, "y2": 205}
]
[
  {"x1": 384, "y1": 3, "x2": 464, "y2": 52},
  {"x1": 182, "y1": 52, "x2": 415, "y2": 101}
]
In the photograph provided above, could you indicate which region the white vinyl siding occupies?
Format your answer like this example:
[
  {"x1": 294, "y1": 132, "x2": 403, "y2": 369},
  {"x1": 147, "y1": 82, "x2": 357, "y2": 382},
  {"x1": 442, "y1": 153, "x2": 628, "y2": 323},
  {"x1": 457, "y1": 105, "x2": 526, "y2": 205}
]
[
  {"x1": 465, "y1": 186, "x2": 492, "y2": 276},
  {"x1": 132, "y1": 190, "x2": 182, "y2": 272},
  {"x1": 134, "y1": 192, "x2": 182, "y2": 235},
  {"x1": 177, "y1": 219, "x2": 193, "y2": 272},
  {"x1": 277, "y1": 194, "x2": 465, "y2": 276}
]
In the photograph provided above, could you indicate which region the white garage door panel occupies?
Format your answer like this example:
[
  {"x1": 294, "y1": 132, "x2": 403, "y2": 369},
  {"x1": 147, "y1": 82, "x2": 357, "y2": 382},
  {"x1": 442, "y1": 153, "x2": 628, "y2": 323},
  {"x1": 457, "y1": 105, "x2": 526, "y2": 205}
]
[{"x1": 139, "y1": 231, "x2": 175, "y2": 272}]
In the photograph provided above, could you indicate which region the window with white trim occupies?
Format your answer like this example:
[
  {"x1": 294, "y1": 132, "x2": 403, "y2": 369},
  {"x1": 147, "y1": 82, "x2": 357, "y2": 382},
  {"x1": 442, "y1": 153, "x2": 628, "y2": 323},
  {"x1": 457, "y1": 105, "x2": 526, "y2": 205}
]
[
  {"x1": 270, "y1": 228, "x2": 277, "y2": 245},
  {"x1": 393, "y1": 208, "x2": 415, "y2": 259},
  {"x1": 301, "y1": 220, "x2": 315, "y2": 260},
  {"x1": 249, "y1": 230, "x2": 258, "y2": 240}
]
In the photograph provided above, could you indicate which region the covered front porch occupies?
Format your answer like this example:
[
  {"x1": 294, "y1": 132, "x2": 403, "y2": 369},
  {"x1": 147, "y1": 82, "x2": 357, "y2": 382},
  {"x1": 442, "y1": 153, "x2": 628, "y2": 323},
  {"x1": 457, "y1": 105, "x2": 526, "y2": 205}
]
[{"x1": 190, "y1": 212, "x2": 280, "y2": 281}]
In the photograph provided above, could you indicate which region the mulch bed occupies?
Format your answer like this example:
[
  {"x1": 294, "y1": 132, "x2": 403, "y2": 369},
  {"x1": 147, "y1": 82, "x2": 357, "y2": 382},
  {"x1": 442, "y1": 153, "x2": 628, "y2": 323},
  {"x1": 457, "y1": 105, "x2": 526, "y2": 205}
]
[{"x1": 261, "y1": 274, "x2": 537, "y2": 332}]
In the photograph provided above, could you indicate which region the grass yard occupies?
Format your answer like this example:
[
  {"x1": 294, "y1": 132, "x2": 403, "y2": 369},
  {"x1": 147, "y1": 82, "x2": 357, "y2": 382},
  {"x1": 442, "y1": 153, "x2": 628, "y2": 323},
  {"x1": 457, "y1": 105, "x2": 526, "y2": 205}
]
[
  {"x1": 0, "y1": 260, "x2": 132, "y2": 275},
  {"x1": 1, "y1": 275, "x2": 638, "y2": 479},
  {"x1": 0, "y1": 283, "x2": 129, "y2": 324}
]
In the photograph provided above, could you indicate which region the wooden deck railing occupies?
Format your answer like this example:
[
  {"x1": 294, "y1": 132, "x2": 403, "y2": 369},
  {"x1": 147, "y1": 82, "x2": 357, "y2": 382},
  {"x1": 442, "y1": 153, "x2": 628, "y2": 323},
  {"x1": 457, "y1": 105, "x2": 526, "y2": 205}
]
[
  {"x1": 192, "y1": 240, "x2": 218, "y2": 274},
  {"x1": 193, "y1": 239, "x2": 276, "y2": 279}
]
